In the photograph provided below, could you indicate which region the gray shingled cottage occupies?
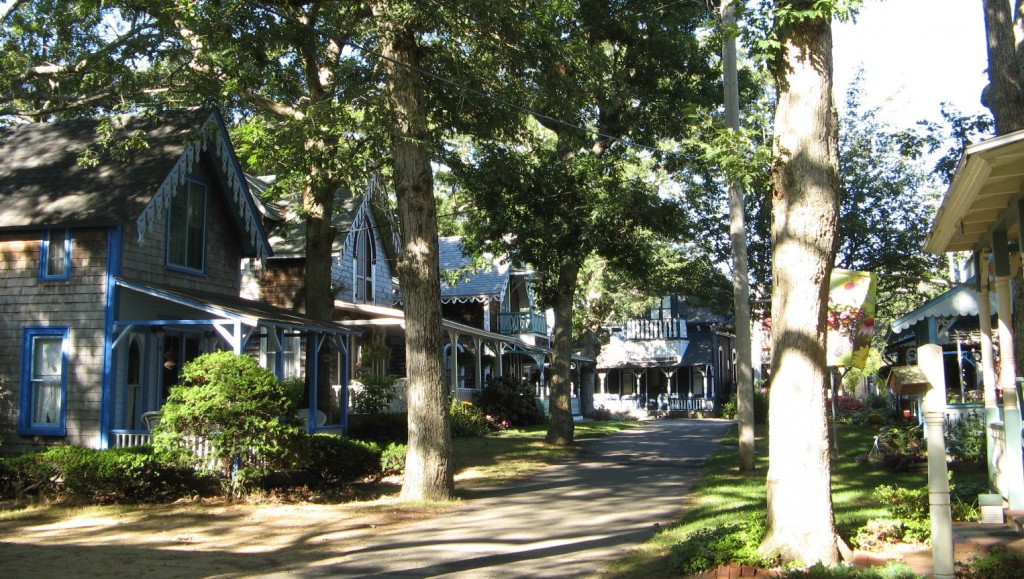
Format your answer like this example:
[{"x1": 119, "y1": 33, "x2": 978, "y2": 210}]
[{"x1": 0, "y1": 109, "x2": 357, "y2": 455}]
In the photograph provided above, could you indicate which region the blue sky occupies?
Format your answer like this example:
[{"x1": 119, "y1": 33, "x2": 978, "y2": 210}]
[{"x1": 833, "y1": 0, "x2": 989, "y2": 129}]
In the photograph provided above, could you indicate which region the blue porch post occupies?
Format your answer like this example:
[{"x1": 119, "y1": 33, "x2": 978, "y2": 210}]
[{"x1": 100, "y1": 226, "x2": 124, "y2": 449}]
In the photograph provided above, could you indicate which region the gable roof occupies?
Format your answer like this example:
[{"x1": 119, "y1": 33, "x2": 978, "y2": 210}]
[
  {"x1": 0, "y1": 109, "x2": 270, "y2": 258},
  {"x1": 889, "y1": 284, "x2": 997, "y2": 334},
  {"x1": 438, "y1": 236, "x2": 511, "y2": 304},
  {"x1": 267, "y1": 175, "x2": 399, "y2": 268}
]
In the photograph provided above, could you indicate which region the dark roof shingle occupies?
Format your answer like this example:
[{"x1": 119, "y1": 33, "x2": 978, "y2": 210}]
[{"x1": 0, "y1": 109, "x2": 212, "y2": 229}]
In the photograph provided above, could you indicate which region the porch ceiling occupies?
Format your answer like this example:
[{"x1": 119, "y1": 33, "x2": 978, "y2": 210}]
[{"x1": 926, "y1": 130, "x2": 1024, "y2": 255}]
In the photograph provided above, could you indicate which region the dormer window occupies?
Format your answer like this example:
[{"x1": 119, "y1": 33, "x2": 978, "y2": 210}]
[
  {"x1": 353, "y1": 215, "x2": 375, "y2": 303},
  {"x1": 40, "y1": 228, "x2": 71, "y2": 280},
  {"x1": 166, "y1": 178, "x2": 207, "y2": 273},
  {"x1": 649, "y1": 296, "x2": 672, "y2": 320}
]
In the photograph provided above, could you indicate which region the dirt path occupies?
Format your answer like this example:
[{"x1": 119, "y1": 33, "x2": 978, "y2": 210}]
[
  {"x1": 0, "y1": 497, "x2": 449, "y2": 578},
  {"x1": 0, "y1": 420, "x2": 733, "y2": 578}
]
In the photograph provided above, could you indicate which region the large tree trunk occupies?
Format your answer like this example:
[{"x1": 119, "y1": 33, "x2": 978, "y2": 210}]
[
  {"x1": 302, "y1": 145, "x2": 339, "y2": 417},
  {"x1": 373, "y1": 4, "x2": 453, "y2": 501},
  {"x1": 760, "y1": 9, "x2": 842, "y2": 566},
  {"x1": 982, "y1": 0, "x2": 1024, "y2": 134},
  {"x1": 546, "y1": 259, "x2": 580, "y2": 445}
]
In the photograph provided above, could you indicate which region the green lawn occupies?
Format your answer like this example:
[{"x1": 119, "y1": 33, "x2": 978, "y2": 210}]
[
  {"x1": 452, "y1": 420, "x2": 640, "y2": 490},
  {"x1": 604, "y1": 421, "x2": 989, "y2": 578}
]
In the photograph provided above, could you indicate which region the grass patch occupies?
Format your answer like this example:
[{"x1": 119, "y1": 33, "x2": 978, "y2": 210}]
[
  {"x1": 452, "y1": 420, "x2": 639, "y2": 488},
  {"x1": 606, "y1": 421, "x2": 990, "y2": 578}
]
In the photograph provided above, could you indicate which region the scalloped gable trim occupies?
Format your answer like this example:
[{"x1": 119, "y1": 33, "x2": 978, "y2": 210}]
[{"x1": 135, "y1": 111, "x2": 269, "y2": 259}]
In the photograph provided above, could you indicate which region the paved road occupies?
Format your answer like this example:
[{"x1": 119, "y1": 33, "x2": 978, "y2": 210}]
[{"x1": 290, "y1": 419, "x2": 734, "y2": 578}]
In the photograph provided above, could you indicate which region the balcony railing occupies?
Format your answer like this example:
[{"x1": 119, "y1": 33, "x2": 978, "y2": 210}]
[
  {"x1": 625, "y1": 318, "x2": 687, "y2": 341},
  {"x1": 498, "y1": 310, "x2": 548, "y2": 335}
]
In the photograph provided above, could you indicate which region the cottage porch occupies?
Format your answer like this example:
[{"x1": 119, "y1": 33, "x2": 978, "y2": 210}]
[
  {"x1": 924, "y1": 128, "x2": 1024, "y2": 510},
  {"x1": 108, "y1": 278, "x2": 358, "y2": 450}
]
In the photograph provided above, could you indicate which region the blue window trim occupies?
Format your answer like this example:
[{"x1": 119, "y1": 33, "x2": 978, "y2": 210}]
[
  {"x1": 165, "y1": 176, "x2": 208, "y2": 275},
  {"x1": 39, "y1": 228, "x2": 72, "y2": 281},
  {"x1": 19, "y1": 326, "x2": 70, "y2": 436}
]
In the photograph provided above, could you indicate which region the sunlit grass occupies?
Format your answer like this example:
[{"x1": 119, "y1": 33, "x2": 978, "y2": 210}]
[
  {"x1": 452, "y1": 420, "x2": 640, "y2": 488},
  {"x1": 605, "y1": 421, "x2": 988, "y2": 578}
]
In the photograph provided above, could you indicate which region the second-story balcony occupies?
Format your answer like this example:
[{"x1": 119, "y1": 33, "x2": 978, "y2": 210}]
[
  {"x1": 498, "y1": 310, "x2": 548, "y2": 336},
  {"x1": 626, "y1": 318, "x2": 687, "y2": 341}
]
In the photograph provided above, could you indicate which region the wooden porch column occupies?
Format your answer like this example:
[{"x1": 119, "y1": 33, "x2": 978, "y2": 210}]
[
  {"x1": 473, "y1": 336, "x2": 483, "y2": 391},
  {"x1": 994, "y1": 231, "x2": 1024, "y2": 509},
  {"x1": 976, "y1": 250, "x2": 1001, "y2": 490},
  {"x1": 597, "y1": 371, "x2": 606, "y2": 395},
  {"x1": 447, "y1": 330, "x2": 460, "y2": 397},
  {"x1": 491, "y1": 340, "x2": 499, "y2": 377}
]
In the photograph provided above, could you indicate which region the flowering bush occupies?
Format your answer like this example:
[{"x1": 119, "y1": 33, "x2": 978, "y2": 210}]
[
  {"x1": 834, "y1": 395, "x2": 868, "y2": 415},
  {"x1": 485, "y1": 414, "x2": 509, "y2": 431},
  {"x1": 476, "y1": 376, "x2": 546, "y2": 427}
]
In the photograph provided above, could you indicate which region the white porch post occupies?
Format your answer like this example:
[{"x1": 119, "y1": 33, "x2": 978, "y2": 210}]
[
  {"x1": 994, "y1": 232, "x2": 1024, "y2": 509},
  {"x1": 976, "y1": 251, "x2": 1000, "y2": 491},
  {"x1": 447, "y1": 330, "x2": 460, "y2": 397},
  {"x1": 597, "y1": 371, "x2": 607, "y2": 395},
  {"x1": 496, "y1": 342, "x2": 506, "y2": 378},
  {"x1": 919, "y1": 343, "x2": 954, "y2": 579},
  {"x1": 473, "y1": 336, "x2": 483, "y2": 391}
]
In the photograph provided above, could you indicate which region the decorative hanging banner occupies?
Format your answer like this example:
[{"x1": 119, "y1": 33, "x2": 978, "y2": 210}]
[{"x1": 826, "y1": 269, "x2": 878, "y2": 368}]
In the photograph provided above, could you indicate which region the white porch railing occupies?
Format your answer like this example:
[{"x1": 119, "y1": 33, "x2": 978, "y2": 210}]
[
  {"x1": 594, "y1": 394, "x2": 718, "y2": 414},
  {"x1": 455, "y1": 387, "x2": 478, "y2": 404},
  {"x1": 113, "y1": 431, "x2": 152, "y2": 448},
  {"x1": 111, "y1": 431, "x2": 222, "y2": 473}
]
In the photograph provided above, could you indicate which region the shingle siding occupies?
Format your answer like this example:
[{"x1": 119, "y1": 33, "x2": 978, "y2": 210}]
[{"x1": 0, "y1": 227, "x2": 110, "y2": 455}]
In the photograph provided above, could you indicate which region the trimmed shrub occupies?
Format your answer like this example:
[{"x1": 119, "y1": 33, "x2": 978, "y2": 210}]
[
  {"x1": 722, "y1": 389, "x2": 769, "y2": 424},
  {"x1": 0, "y1": 445, "x2": 210, "y2": 503},
  {"x1": 380, "y1": 442, "x2": 407, "y2": 475},
  {"x1": 351, "y1": 373, "x2": 397, "y2": 414},
  {"x1": 476, "y1": 376, "x2": 546, "y2": 427},
  {"x1": 450, "y1": 400, "x2": 490, "y2": 438},
  {"x1": 152, "y1": 351, "x2": 306, "y2": 496},
  {"x1": 304, "y1": 434, "x2": 382, "y2": 483}
]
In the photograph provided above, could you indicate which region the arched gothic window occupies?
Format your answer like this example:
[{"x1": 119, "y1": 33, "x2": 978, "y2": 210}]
[{"x1": 353, "y1": 215, "x2": 375, "y2": 303}]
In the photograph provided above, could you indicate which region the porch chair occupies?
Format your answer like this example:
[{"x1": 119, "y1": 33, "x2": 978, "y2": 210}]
[{"x1": 141, "y1": 411, "x2": 162, "y2": 431}]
